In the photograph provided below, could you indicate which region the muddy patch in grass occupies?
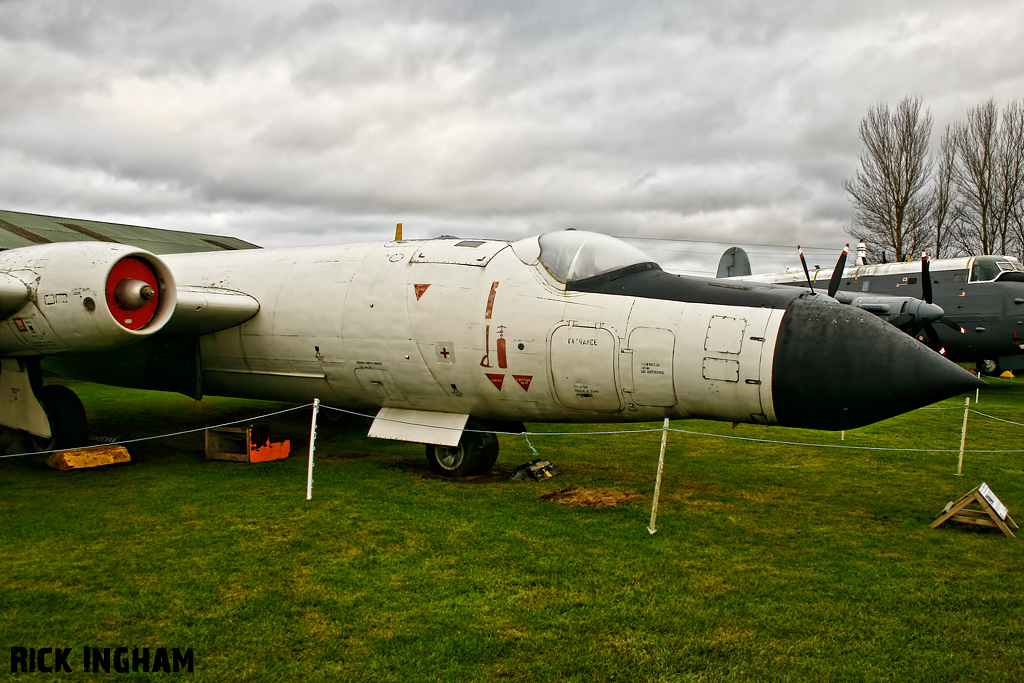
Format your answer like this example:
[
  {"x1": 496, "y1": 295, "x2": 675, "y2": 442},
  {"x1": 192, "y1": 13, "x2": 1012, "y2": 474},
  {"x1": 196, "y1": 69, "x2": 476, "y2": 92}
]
[{"x1": 540, "y1": 487, "x2": 639, "y2": 508}]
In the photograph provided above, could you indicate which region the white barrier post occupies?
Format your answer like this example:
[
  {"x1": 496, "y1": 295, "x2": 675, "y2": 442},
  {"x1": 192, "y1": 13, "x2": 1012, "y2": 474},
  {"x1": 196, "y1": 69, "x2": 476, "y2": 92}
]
[
  {"x1": 306, "y1": 399, "x2": 320, "y2": 499},
  {"x1": 956, "y1": 396, "x2": 969, "y2": 477},
  {"x1": 648, "y1": 418, "x2": 670, "y2": 534}
]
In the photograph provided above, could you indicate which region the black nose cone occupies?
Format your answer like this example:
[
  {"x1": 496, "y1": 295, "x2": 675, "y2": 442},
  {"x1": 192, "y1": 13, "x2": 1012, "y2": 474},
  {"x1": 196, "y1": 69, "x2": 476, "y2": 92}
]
[{"x1": 772, "y1": 298, "x2": 984, "y2": 430}]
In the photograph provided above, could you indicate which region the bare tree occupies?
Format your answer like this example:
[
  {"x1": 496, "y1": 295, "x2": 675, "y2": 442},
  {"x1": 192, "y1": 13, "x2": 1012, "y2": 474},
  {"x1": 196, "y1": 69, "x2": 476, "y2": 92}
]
[
  {"x1": 844, "y1": 96, "x2": 934, "y2": 262},
  {"x1": 949, "y1": 99, "x2": 1001, "y2": 254},
  {"x1": 949, "y1": 99, "x2": 1024, "y2": 257},
  {"x1": 998, "y1": 101, "x2": 1024, "y2": 258},
  {"x1": 930, "y1": 125, "x2": 963, "y2": 258}
]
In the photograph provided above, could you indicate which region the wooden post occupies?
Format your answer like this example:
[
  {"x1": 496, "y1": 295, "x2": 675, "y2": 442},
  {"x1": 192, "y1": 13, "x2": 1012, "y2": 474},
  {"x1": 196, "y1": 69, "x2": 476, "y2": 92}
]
[
  {"x1": 648, "y1": 418, "x2": 670, "y2": 535},
  {"x1": 306, "y1": 398, "x2": 320, "y2": 500},
  {"x1": 956, "y1": 396, "x2": 969, "y2": 477}
]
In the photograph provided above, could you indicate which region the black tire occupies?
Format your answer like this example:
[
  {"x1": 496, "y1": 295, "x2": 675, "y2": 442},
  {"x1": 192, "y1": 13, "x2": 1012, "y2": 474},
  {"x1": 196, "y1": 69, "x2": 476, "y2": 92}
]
[
  {"x1": 33, "y1": 385, "x2": 89, "y2": 451},
  {"x1": 978, "y1": 359, "x2": 1000, "y2": 376},
  {"x1": 471, "y1": 433, "x2": 500, "y2": 475},
  {"x1": 426, "y1": 431, "x2": 499, "y2": 477}
]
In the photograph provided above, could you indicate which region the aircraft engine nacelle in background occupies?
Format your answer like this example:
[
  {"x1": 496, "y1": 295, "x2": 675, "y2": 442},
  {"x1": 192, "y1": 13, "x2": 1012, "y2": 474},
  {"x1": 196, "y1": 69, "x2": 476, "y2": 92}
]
[
  {"x1": 833, "y1": 292, "x2": 944, "y2": 326},
  {"x1": 0, "y1": 242, "x2": 177, "y2": 357}
]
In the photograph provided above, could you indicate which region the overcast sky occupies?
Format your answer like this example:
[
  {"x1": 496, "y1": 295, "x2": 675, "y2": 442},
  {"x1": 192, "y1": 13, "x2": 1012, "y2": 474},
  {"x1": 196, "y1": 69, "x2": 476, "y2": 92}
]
[{"x1": 1, "y1": 0, "x2": 1022, "y2": 274}]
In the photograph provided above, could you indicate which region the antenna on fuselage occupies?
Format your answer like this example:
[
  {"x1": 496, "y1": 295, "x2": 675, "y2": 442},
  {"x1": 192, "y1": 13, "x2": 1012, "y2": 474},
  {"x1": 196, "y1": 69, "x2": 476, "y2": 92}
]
[{"x1": 395, "y1": 223, "x2": 403, "y2": 241}]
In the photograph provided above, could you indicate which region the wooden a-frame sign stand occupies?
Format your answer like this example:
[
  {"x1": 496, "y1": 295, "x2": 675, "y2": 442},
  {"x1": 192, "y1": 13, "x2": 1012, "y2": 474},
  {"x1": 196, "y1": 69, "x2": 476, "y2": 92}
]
[{"x1": 931, "y1": 483, "x2": 1018, "y2": 538}]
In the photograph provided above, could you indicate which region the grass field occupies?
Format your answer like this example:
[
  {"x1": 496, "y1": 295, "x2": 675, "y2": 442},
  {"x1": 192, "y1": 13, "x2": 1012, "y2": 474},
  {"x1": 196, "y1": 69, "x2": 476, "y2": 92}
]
[{"x1": 2, "y1": 378, "x2": 1023, "y2": 682}]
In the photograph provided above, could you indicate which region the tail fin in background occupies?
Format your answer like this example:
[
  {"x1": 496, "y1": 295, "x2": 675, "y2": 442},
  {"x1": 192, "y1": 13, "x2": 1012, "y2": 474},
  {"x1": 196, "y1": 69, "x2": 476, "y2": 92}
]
[{"x1": 717, "y1": 247, "x2": 751, "y2": 278}]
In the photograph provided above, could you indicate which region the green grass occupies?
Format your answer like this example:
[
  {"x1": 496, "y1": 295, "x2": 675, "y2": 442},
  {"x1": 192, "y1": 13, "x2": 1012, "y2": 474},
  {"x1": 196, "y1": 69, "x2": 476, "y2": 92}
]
[{"x1": 2, "y1": 378, "x2": 1023, "y2": 681}]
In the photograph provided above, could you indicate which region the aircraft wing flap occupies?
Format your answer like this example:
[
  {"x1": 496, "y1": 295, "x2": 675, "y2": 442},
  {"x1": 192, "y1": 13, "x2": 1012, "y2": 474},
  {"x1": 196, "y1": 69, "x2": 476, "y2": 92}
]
[
  {"x1": 368, "y1": 408, "x2": 469, "y2": 446},
  {"x1": 161, "y1": 285, "x2": 260, "y2": 336}
]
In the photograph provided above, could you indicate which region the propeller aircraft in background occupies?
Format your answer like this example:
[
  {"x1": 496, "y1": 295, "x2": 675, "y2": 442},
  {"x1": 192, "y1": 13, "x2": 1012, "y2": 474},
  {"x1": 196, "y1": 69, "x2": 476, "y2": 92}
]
[
  {"x1": 722, "y1": 244, "x2": 1024, "y2": 376},
  {"x1": 0, "y1": 213, "x2": 982, "y2": 475}
]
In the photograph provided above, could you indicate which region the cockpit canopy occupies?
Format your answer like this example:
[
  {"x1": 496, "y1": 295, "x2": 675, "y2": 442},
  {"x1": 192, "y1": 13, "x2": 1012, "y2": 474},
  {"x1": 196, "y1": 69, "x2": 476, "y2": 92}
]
[
  {"x1": 526, "y1": 230, "x2": 659, "y2": 283},
  {"x1": 968, "y1": 255, "x2": 1024, "y2": 282}
]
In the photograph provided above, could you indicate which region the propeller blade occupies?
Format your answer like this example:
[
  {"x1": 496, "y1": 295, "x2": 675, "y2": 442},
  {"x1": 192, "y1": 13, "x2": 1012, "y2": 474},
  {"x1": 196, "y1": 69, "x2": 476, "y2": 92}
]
[
  {"x1": 940, "y1": 318, "x2": 966, "y2": 334},
  {"x1": 827, "y1": 244, "x2": 849, "y2": 298},
  {"x1": 922, "y1": 321, "x2": 946, "y2": 355},
  {"x1": 798, "y1": 245, "x2": 815, "y2": 294},
  {"x1": 921, "y1": 251, "x2": 933, "y2": 304},
  {"x1": 890, "y1": 313, "x2": 915, "y2": 328}
]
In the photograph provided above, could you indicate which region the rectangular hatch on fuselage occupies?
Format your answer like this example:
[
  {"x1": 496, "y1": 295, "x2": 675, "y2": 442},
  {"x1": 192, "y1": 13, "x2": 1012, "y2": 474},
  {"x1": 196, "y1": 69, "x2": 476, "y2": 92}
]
[{"x1": 409, "y1": 239, "x2": 507, "y2": 267}]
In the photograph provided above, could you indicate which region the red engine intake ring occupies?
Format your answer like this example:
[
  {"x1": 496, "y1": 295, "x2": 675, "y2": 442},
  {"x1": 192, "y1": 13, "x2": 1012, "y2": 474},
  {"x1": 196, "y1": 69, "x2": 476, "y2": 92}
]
[{"x1": 105, "y1": 256, "x2": 161, "y2": 330}]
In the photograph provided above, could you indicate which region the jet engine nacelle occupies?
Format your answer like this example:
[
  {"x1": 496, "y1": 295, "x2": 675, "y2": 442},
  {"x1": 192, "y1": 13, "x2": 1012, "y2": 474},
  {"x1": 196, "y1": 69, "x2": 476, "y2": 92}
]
[{"x1": 0, "y1": 242, "x2": 176, "y2": 356}]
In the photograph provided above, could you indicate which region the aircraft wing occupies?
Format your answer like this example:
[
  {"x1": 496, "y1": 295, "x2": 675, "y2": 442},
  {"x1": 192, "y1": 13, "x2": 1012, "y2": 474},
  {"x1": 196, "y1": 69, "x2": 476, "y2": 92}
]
[{"x1": 0, "y1": 209, "x2": 259, "y2": 254}]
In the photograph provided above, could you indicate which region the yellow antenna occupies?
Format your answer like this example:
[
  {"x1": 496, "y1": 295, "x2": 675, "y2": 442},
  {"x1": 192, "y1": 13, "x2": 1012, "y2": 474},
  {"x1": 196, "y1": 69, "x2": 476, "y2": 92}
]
[{"x1": 395, "y1": 222, "x2": 403, "y2": 241}]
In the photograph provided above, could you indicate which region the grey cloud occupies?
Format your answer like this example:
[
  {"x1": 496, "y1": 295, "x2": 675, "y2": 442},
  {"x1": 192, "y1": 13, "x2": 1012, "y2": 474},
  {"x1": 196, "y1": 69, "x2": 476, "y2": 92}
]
[{"x1": 1, "y1": 0, "x2": 1023, "y2": 266}]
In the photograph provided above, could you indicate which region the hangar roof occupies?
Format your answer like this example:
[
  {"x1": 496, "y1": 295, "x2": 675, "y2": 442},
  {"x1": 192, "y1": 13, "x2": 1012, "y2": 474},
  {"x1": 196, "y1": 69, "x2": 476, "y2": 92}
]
[{"x1": 0, "y1": 209, "x2": 260, "y2": 254}]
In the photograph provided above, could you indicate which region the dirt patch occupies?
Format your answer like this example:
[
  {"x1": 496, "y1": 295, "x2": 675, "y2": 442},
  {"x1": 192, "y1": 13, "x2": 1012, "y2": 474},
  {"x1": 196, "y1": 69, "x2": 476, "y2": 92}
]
[{"x1": 539, "y1": 487, "x2": 639, "y2": 509}]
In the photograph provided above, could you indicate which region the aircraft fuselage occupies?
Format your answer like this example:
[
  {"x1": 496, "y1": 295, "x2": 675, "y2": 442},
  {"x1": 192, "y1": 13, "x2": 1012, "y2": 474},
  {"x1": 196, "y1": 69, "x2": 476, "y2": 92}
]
[{"x1": 162, "y1": 239, "x2": 780, "y2": 426}]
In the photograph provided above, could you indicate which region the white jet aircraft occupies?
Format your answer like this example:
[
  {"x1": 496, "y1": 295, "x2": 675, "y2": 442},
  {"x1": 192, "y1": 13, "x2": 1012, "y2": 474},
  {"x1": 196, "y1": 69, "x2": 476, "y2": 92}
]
[{"x1": 0, "y1": 227, "x2": 982, "y2": 476}]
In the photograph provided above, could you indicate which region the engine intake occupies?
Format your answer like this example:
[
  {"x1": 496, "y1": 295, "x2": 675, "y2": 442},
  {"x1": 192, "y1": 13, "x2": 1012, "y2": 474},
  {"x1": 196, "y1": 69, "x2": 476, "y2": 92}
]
[{"x1": 107, "y1": 258, "x2": 162, "y2": 328}]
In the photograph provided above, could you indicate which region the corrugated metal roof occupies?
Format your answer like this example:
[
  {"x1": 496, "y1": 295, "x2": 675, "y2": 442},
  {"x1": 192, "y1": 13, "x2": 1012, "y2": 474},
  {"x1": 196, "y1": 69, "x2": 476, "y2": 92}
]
[{"x1": 0, "y1": 209, "x2": 261, "y2": 254}]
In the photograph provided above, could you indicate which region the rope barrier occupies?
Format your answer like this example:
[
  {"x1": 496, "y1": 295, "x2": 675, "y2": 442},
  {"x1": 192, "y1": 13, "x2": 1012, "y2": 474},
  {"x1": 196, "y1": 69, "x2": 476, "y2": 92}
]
[
  {"x1": 0, "y1": 403, "x2": 314, "y2": 459},
  {"x1": 968, "y1": 408, "x2": 1024, "y2": 429},
  {"x1": 6, "y1": 395, "x2": 1024, "y2": 461}
]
